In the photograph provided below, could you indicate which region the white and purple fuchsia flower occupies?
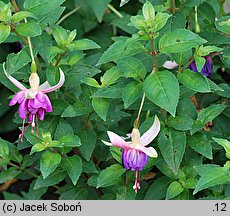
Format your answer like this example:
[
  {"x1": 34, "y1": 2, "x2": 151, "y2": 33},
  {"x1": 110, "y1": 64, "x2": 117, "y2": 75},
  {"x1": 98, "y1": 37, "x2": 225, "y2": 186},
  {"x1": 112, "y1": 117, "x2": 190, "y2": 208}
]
[
  {"x1": 102, "y1": 116, "x2": 160, "y2": 193},
  {"x1": 3, "y1": 63, "x2": 65, "y2": 140}
]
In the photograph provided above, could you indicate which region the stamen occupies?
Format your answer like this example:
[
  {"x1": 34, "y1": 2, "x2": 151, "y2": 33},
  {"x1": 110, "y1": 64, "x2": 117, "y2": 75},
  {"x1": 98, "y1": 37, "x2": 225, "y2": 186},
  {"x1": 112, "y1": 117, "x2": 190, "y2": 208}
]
[
  {"x1": 133, "y1": 171, "x2": 141, "y2": 193},
  {"x1": 36, "y1": 115, "x2": 39, "y2": 137},
  {"x1": 31, "y1": 115, "x2": 35, "y2": 134},
  {"x1": 19, "y1": 119, "x2": 26, "y2": 142}
]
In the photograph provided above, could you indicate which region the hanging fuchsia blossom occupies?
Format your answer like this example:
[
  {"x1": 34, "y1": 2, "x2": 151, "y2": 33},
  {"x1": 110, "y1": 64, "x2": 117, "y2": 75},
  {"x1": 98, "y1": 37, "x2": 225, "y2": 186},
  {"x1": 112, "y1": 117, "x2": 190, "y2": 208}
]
[
  {"x1": 188, "y1": 56, "x2": 213, "y2": 77},
  {"x1": 102, "y1": 116, "x2": 160, "y2": 193},
  {"x1": 3, "y1": 63, "x2": 65, "y2": 140}
]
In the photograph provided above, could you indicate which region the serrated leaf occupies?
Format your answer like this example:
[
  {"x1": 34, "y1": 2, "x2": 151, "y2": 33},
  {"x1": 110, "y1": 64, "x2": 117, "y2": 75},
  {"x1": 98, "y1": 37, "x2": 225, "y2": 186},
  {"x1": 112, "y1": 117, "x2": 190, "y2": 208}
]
[
  {"x1": 178, "y1": 69, "x2": 211, "y2": 93},
  {"x1": 215, "y1": 16, "x2": 230, "y2": 34},
  {"x1": 34, "y1": 169, "x2": 66, "y2": 190},
  {"x1": 168, "y1": 115, "x2": 193, "y2": 131},
  {"x1": 166, "y1": 181, "x2": 184, "y2": 200},
  {"x1": 92, "y1": 97, "x2": 109, "y2": 121},
  {"x1": 194, "y1": 165, "x2": 230, "y2": 194},
  {"x1": 30, "y1": 143, "x2": 46, "y2": 155},
  {"x1": 0, "y1": 167, "x2": 20, "y2": 184},
  {"x1": 67, "y1": 39, "x2": 100, "y2": 51},
  {"x1": 54, "y1": 119, "x2": 74, "y2": 139},
  {"x1": 78, "y1": 129, "x2": 97, "y2": 161},
  {"x1": 212, "y1": 137, "x2": 230, "y2": 159},
  {"x1": 0, "y1": 24, "x2": 10, "y2": 44},
  {"x1": 12, "y1": 11, "x2": 37, "y2": 23},
  {"x1": 191, "y1": 104, "x2": 226, "y2": 134},
  {"x1": 122, "y1": 81, "x2": 142, "y2": 108},
  {"x1": 159, "y1": 29, "x2": 207, "y2": 53},
  {"x1": 61, "y1": 155, "x2": 82, "y2": 185},
  {"x1": 62, "y1": 102, "x2": 92, "y2": 117},
  {"x1": 59, "y1": 134, "x2": 81, "y2": 147},
  {"x1": 158, "y1": 129, "x2": 186, "y2": 175},
  {"x1": 145, "y1": 176, "x2": 172, "y2": 200},
  {"x1": 188, "y1": 133, "x2": 212, "y2": 159},
  {"x1": 97, "y1": 164, "x2": 125, "y2": 188},
  {"x1": 117, "y1": 57, "x2": 146, "y2": 80},
  {"x1": 144, "y1": 70, "x2": 179, "y2": 117},
  {"x1": 101, "y1": 66, "x2": 122, "y2": 86},
  {"x1": 16, "y1": 22, "x2": 42, "y2": 37},
  {"x1": 40, "y1": 151, "x2": 62, "y2": 179},
  {"x1": 97, "y1": 40, "x2": 146, "y2": 66}
]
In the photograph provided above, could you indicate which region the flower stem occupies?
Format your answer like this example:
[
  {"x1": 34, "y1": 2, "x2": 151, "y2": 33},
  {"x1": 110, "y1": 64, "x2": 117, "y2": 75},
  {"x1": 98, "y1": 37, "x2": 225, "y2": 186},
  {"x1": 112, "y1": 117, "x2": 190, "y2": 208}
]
[
  {"x1": 108, "y1": 4, "x2": 124, "y2": 18},
  {"x1": 56, "y1": 6, "x2": 81, "y2": 25},
  {"x1": 55, "y1": 50, "x2": 67, "y2": 66},
  {"x1": 134, "y1": 93, "x2": 146, "y2": 128}
]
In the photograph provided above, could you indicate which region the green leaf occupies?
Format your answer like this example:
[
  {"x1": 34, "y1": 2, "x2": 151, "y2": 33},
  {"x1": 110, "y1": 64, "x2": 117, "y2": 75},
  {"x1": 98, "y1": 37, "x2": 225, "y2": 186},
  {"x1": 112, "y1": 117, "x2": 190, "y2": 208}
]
[
  {"x1": 8, "y1": 143, "x2": 22, "y2": 163},
  {"x1": 196, "y1": 45, "x2": 223, "y2": 57},
  {"x1": 0, "y1": 167, "x2": 20, "y2": 184},
  {"x1": 92, "y1": 97, "x2": 109, "y2": 121},
  {"x1": 59, "y1": 185, "x2": 87, "y2": 200},
  {"x1": 61, "y1": 155, "x2": 82, "y2": 185},
  {"x1": 168, "y1": 115, "x2": 194, "y2": 131},
  {"x1": 6, "y1": 47, "x2": 31, "y2": 76},
  {"x1": 101, "y1": 66, "x2": 122, "y2": 86},
  {"x1": 145, "y1": 176, "x2": 172, "y2": 200},
  {"x1": 122, "y1": 81, "x2": 142, "y2": 108},
  {"x1": 54, "y1": 119, "x2": 74, "y2": 139},
  {"x1": 117, "y1": 57, "x2": 146, "y2": 80},
  {"x1": 158, "y1": 129, "x2": 186, "y2": 175},
  {"x1": 143, "y1": 1, "x2": 155, "y2": 21},
  {"x1": 97, "y1": 164, "x2": 125, "y2": 188},
  {"x1": 52, "y1": 25, "x2": 69, "y2": 48},
  {"x1": 191, "y1": 104, "x2": 226, "y2": 134},
  {"x1": 219, "y1": 46, "x2": 230, "y2": 68},
  {"x1": 87, "y1": 0, "x2": 112, "y2": 22},
  {"x1": 194, "y1": 55, "x2": 206, "y2": 72},
  {"x1": 16, "y1": 22, "x2": 42, "y2": 37},
  {"x1": 150, "y1": 12, "x2": 171, "y2": 32},
  {"x1": 67, "y1": 39, "x2": 101, "y2": 51},
  {"x1": 34, "y1": 169, "x2": 66, "y2": 190},
  {"x1": 0, "y1": 138, "x2": 9, "y2": 158},
  {"x1": 97, "y1": 40, "x2": 146, "y2": 66},
  {"x1": 83, "y1": 160, "x2": 98, "y2": 174},
  {"x1": 212, "y1": 138, "x2": 230, "y2": 159},
  {"x1": 24, "y1": 0, "x2": 65, "y2": 19},
  {"x1": 187, "y1": 133, "x2": 213, "y2": 159},
  {"x1": 30, "y1": 143, "x2": 46, "y2": 155},
  {"x1": 0, "y1": 24, "x2": 10, "y2": 44},
  {"x1": 166, "y1": 181, "x2": 184, "y2": 200},
  {"x1": 11, "y1": 11, "x2": 37, "y2": 23},
  {"x1": 178, "y1": 69, "x2": 211, "y2": 93},
  {"x1": 81, "y1": 77, "x2": 100, "y2": 88},
  {"x1": 59, "y1": 134, "x2": 81, "y2": 148},
  {"x1": 62, "y1": 102, "x2": 92, "y2": 117},
  {"x1": 144, "y1": 70, "x2": 179, "y2": 117},
  {"x1": 194, "y1": 164, "x2": 230, "y2": 194},
  {"x1": 159, "y1": 29, "x2": 207, "y2": 53},
  {"x1": 215, "y1": 16, "x2": 230, "y2": 34},
  {"x1": 0, "y1": 2, "x2": 11, "y2": 22},
  {"x1": 40, "y1": 151, "x2": 62, "y2": 179},
  {"x1": 78, "y1": 129, "x2": 97, "y2": 161}
]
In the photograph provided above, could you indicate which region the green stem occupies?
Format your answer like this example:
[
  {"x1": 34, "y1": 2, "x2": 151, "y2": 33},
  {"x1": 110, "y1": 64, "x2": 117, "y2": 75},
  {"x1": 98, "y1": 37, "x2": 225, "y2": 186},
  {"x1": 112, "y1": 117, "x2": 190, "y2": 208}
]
[
  {"x1": 11, "y1": 0, "x2": 20, "y2": 12},
  {"x1": 108, "y1": 4, "x2": 123, "y2": 18},
  {"x1": 150, "y1": 33, "x2": 158, "y2": 73},
  {"x1": 55, "y1": 51, "x2": 67, "y2": 66},
  {"x1": 56, "y1": 6, "x2": 81, "y2": 25}
]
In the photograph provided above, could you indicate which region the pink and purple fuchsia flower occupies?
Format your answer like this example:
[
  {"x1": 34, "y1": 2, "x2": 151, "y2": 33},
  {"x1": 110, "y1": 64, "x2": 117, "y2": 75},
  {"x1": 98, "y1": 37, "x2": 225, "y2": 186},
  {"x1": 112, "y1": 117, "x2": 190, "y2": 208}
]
[
  {"x1": 3, "y1": 63, "x2": 65, "y2": 140},
  {"x1": 102, "y1": 116, "x2": 160, "y2": 193}
]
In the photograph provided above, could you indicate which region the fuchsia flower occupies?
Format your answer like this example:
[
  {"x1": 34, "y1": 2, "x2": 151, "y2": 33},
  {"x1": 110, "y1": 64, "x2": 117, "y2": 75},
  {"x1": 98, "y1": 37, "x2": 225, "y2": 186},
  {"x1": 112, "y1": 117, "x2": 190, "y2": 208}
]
[
  {"x1": 102, "y1": 116, "x2": 160, "y2": 193},
  {"x1": 3, "y1": 63, "x2": 65, "y2": 140}
]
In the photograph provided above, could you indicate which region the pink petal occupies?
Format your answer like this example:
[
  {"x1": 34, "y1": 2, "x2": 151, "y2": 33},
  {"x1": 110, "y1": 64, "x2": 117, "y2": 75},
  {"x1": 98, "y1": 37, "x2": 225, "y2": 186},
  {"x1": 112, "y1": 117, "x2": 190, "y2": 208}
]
[
  {"x1": 107, "y1": 131, "x2": 132, "y2": 149},
  {"x1": 135, "y1": 145, "x2": 158, "y2": 158},
  {"x1": 140, "y1": 115, "x2": 160, "y2": 146},
  {"x1": 162, "y1": 61, "x2": 178, "y2": 69},
  {"x1": 9, "y1": 91, "x2": 25, "y2": 106},
  {"x1": 39, "y1": 81, "x2": 51, "y2": 91},
  {"x1": 41, "y1": 68, "x2": 65, "y2": 93},
  {"x1": 3, "y1": 63, "x2": 27, "y2": 91}
]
